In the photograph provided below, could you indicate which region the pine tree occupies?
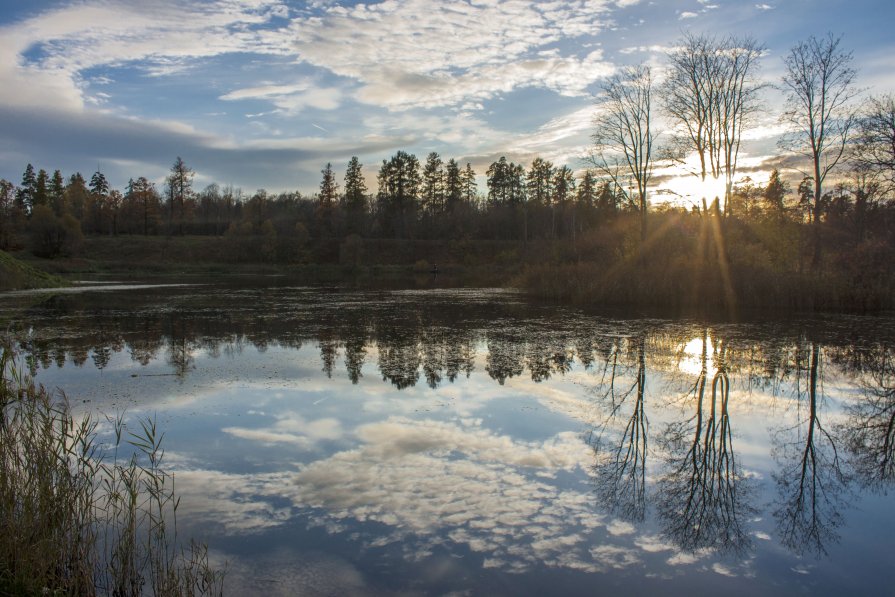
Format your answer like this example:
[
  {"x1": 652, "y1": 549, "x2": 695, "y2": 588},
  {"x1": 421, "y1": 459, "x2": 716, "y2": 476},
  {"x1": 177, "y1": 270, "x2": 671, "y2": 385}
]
[
  {"x1": 422, "y1": 152, "x2": 444, "y2": 216},
  {"x1": 50, "y1": 170, "x2": 66, "y2": 215},
  {"x1": 34, "y1": 169, "x2": 49, "y2": 210},
  {"x1": 16, "y1": 163, "x2": 36, "y2": 214},
  {"x1": 444, "y1": 159, "x2": 462, "y2": 211},
  {"x1": 577, "y1": 170, "x2": 597, "y2": 208},
  {"x1": 763, "y1": 169, "x2": 789, "y2": 215},
  {"x1": 318, "y1": 162, "x2": 339, "y2": 207},
  {"x1": 461, "y1": 163, "x2": 477, "y2": 205},
  {"x1": 342, "y1": 156, "x2": 367, "y2": 212},
  {"x1": 526, "y1": 158, "x2": 553, "y2": 206}
]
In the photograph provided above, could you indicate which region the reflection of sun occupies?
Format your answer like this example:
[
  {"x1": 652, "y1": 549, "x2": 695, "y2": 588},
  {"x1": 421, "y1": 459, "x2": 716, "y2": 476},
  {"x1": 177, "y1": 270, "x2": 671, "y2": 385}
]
[{"x1": 678, "y1": 336, "x2": 713, "y2": 376}]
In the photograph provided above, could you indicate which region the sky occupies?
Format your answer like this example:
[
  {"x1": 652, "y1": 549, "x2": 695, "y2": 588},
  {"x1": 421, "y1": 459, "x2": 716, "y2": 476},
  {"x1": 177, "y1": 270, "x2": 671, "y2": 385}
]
[{"x1": 0, "y1": 0, "x2": 893, "y2": 200}]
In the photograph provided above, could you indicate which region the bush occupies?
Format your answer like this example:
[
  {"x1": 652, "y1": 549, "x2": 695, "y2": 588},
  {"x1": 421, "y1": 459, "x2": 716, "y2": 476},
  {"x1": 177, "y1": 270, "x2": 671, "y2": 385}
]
[{"x1": 29, "y1": 205, "x2": 83, "y2": 258}]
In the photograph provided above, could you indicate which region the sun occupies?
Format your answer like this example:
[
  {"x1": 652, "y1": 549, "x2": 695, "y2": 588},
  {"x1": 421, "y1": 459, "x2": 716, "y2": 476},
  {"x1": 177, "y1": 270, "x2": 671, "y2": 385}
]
[{"x1": 678, "y1": 336, "x2": 714, "y2": 376}]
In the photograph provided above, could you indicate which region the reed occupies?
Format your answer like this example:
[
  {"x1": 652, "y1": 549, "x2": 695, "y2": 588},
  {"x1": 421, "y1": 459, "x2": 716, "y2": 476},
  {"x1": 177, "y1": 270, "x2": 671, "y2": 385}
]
[{"x1": 0, "y1": 337, "x2": 225, "y2": 596}]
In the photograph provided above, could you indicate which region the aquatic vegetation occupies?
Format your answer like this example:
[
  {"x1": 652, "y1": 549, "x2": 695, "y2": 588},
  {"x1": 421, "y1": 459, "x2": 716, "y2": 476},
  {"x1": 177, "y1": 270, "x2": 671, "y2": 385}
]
[{"x1": 0, "y1": 337, "x2": 225, "y2": 595}]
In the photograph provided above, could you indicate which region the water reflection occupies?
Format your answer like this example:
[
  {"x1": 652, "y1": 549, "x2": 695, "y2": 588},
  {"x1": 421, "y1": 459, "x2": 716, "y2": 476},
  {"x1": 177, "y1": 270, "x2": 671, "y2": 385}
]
[
  {"x1": 771, "y1": 342, "x2": 848, "y2": 556},
  {"x1": 588, "y1": 334, "x2": 648, "y2": 523},
  {"x1": 657, "y1": 334, "x2": 755, "y2": 555},
  {"x1": 841, "y1": 345, "x2": 895, "y2": 491},
  {"x1": 4, "y1": 284, "x2": 895, "y2": 590}
]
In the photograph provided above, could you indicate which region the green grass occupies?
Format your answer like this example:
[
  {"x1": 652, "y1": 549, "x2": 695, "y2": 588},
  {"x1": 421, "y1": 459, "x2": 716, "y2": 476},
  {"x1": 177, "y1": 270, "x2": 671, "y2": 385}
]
[
  {"x1": 0, "y1": 250, "x2": 70, "y2": 291},
  {"x1": 0, "y1": 337, "x2": 225, "y2": 595}
]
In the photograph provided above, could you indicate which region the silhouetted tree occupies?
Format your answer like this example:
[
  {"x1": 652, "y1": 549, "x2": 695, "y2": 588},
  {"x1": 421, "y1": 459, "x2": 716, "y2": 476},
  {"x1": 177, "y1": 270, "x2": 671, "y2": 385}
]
[
  {"x1": 49, "y1": 169, "x2": 65, "y2": 216},
  {"x1": 16, "y1": 164, "x2": 36, "y2": 215},
  {"x1": 664, "y1": 34, "x2": 764, "y2": 217},
  {"x1": 342, "y1": 156, "x2": 368, "y2": 235},
  {"x1": 166, "y1": 156, "x2": 194, "y2": 235},
  {"x1": 592, "y1": 64, "x2": 655, "y2": 242},
  {"x1": 376, "y1": 150, "x2": 421, "y2": 238},
  {"x1": 852, "y1": 93, "x2": 895, "y2": 195},
  {"x1": 780, "y1": 33, "x2": 859, "y2": 269}
]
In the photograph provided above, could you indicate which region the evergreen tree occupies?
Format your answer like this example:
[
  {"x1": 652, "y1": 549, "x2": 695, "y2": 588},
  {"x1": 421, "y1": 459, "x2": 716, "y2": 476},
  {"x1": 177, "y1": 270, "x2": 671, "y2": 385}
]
[
  {"x1": 318, "y1": 162, "x2": 339, "y2": 207},
  {"x1": 461, "y1": 163, "x2": 477, "y2": 205},
  {"x1": 16, "y1": 164, "x2": 36, "y2": 214},
  {"x1": 552, "y1": 166, "x2": 576, "y2": 206},
  {"x1": 50, "y1": 170, "x2": 66, "y2": 215},
  {"x1": 376, "y1": 151, "x2": 421, "y2": 238},
  {"x1": 526, "y1": 157, "x2": 554, "y2": 206},
  {"x1": 88, "y1": 171, "x2": 110, "y2": 234},
  {"x1": 486, "y1": 157, "x2": 511, "y2": 206},
  {"x1": 89, "y1": 171, "x2": 109, "y2": 196},
  {"x1": 342, "y1": 156, "x2": 368, "y2": 236},
  {"x1": 34, "y1": 169, "x2": 49, "y2": 210},
  {"x1": 577, "y1": 170, "x2": 597, "y2": 208},
  {"x1": 317, "y1": 162, "x2": 339, "y2": 236},
  {"x1": 444, "y1": 158, "x2": 462, "y2": 211},
  {"x1": 763, "y1": 169, "x2": 789, "y2": 215},
  {"x1": 421, "y1": 152, "x2": 444, "y2": 216},
  {"x1": 342, "y1": 156, "x2": 367, "y2": 212}
]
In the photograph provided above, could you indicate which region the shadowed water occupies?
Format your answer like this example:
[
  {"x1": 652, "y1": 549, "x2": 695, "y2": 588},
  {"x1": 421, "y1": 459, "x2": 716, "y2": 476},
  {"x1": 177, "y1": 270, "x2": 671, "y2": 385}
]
[{"x1": 2, "y1": 278, "x2": 894, "y2": 595}]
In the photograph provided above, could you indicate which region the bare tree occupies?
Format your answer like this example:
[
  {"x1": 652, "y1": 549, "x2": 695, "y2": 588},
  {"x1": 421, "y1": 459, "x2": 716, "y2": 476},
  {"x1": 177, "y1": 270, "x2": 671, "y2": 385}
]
[
  {"x1": 591, "y1": 63, "x2": 655, "y2": 242},
  {"x1": 780, "y1": 33, "x2": 859, "y2": 269},
  {"x1": 852, "y1": 93, "x2": 895, "y2": 195},
  {"x1": 664, "y1": 33, "x2": 764, "y2": 216}
]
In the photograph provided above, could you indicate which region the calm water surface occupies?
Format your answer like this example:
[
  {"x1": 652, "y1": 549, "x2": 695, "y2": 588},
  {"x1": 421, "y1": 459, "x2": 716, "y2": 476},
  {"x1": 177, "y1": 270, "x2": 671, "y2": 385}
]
[{"x1": 3, "y1": 278, "x2": 895, "y2": 596}]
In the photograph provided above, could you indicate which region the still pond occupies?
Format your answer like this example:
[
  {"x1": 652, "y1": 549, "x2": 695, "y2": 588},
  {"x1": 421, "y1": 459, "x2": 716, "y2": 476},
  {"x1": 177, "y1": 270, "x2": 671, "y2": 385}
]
[{"x1": 2, "y1": 277, "x2": 894, "y2": 595}]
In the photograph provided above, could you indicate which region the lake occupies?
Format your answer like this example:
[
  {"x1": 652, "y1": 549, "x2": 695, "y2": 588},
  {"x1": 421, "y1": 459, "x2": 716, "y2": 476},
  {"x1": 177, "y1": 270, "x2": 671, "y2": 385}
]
[{"x1": 2, "y1": 277, "x2": 894, "y2": 596}]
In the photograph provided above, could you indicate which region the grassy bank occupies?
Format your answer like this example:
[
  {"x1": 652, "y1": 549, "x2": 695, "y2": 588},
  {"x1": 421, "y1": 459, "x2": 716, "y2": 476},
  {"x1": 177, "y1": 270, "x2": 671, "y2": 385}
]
[
  {"x1": 0, "y1": 249, "x2": 69, "y2": 291},
  {"x1": 11, "y1": 234, "x2": 528, "y2": 283},
  {"x1": 515, "y1": 213, "x2": 895, "y2": 314},
  {"x1": 0, "y1": 338, "x2": 225, "y2": 595}
]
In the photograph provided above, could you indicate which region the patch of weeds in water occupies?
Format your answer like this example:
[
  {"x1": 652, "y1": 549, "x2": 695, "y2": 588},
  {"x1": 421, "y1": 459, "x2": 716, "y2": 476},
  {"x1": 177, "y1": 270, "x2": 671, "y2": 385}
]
[{"x1": 0, "y1": 337, "x2": 226, "y2": 595}]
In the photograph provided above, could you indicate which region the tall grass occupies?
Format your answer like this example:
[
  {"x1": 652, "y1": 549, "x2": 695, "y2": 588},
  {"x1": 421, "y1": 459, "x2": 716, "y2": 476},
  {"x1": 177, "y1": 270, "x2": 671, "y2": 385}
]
[{"x1": 0, "y1": 337, "x2": 225, "y2": 596}]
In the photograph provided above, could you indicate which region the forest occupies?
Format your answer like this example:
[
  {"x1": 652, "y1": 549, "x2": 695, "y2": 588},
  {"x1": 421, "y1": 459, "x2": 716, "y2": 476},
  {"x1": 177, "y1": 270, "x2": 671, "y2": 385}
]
[{"x1": 2, "y1": 33, "x2": 894, "y2": 312}]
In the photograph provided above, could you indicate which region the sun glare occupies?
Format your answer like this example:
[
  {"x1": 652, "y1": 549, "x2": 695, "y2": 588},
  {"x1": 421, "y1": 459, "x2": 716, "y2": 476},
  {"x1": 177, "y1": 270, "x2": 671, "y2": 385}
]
[{"x1": 678, "y1": 336, "x2": 714, "y2": 376}]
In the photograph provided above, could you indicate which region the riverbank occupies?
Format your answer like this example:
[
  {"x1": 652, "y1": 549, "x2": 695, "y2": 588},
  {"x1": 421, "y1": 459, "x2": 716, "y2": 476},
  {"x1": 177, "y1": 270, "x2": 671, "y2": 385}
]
[{"x1": 0, "y1": 250, "x2": 69, "y2": 291}]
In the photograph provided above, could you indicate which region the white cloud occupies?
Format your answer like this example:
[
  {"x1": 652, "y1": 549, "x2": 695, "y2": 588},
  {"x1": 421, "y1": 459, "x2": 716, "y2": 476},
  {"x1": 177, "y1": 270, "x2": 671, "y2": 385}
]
[
  {"x1": 285, "y1": 0, "x2": 616, "y2": 110},
  {"x1": 221, "y1": 82, "x2": 343, "y2": 113},
  {"x1": 0, "y1": 0, "x2": 292, "y2": 110},
  {"x1": 678, "y1": 11, "x2": 698, "y2": 19}
]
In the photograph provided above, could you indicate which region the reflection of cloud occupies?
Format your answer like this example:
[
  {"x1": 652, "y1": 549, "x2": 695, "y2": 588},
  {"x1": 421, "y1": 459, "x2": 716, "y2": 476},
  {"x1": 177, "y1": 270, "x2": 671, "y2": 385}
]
[
  {"x1": 280, "y1": 417, "x2": 630, "y2": 573},
  {"x1": 171, "y1": 467, "x2": 294, "y2": 533},
  {"x1": 223, "y1": 411, "x2": 344, "y2": 448}
]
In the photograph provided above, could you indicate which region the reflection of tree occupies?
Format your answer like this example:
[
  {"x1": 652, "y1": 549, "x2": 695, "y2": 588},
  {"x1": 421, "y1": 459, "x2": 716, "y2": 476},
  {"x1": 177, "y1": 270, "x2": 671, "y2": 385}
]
[
  {"x1": 343, "y1": 336, "x2": 366, "y2": 384},
  {"x1": 841, "y1": 346, "x2": 895, "y2": 490},
  {"x1": 526, "y1": 336, "x2": 573, "y2": 382},
  {"x1": 589, "y1": 336, "x2": 648, "y2": 522},
  {"x1": 772, "y1": 342, "x2": 847, "y2": 556},
  {"x1": 657, "y1": 333, "x2": 754, "y2": 554},
  {"x1": 377, "y1": 332, "x2": 420, "y2": 390},
  {"x1": 486, "y1": 331, "x2": 525, "y2": 385},
  {"x1": 319, "y1": 337, "x2": 339, "y2": 379}
]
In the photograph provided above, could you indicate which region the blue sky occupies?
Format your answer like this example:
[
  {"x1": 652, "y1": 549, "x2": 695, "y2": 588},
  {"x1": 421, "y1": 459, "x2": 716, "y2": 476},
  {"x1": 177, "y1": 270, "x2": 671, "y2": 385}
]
[{"x1": 0, "y1": 0, "x2": 892, "y2": 197}]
